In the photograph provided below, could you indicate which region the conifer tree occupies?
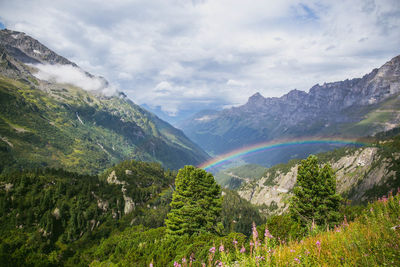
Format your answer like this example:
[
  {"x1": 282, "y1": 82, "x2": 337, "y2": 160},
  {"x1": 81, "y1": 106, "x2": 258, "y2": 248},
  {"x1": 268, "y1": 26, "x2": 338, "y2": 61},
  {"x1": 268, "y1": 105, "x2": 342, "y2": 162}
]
[
  {"x1": 290, "y1": 155, "x2": 342, "y2": 227},
  {"x1": 165, "y1": 166, "x2": 222, "y2": 237}
]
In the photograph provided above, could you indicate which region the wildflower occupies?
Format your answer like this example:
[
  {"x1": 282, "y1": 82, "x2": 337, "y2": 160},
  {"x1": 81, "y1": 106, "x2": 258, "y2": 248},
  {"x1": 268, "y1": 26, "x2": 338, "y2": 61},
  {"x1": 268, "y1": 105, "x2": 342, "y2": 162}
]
[
  {"x1": 250, "y1": 241, "x2": 254, "y2": 246},
  {"x1": 233, "y1": 239, "x2": 238, "y2": 245},
  {"x1": 305, "y1": 250, "x2": 310, "y2": 255},
  {"x1": 255, "y1": 256, "x2": 265, "y2": 262},
  {"x1": 252, "y1": 222, "x2": 258, "y2": 241},
  {"x1": 342, "y1": 215, "x2": 349, "y2": 227},
  {"x1": 209, "y1": 247, "x2": 216, "y2": 254},
  {"x1": 174, "y1": 262, "x2": 181, "y2": 267},
  {"x1": 219, "y1": 244, "x2": 224, "y2": 252},
  {"x1": 264, "y1": 227, "x2": 274, "y2": 239},
  {"x1": 294, "y1": 258, "x2": 301, "y2": 264},
  {"x1": 290, "y1": 249, "x2": 295, "y2": 253},
  {"x1": 240, "y1": 246, "x2": 246, "y2": 253},
  {"x1": 182, "y1": 257, "x2": 186, "y2": 263},
  {"x1": 149, "y1": 263, "x2": 153, "y2": 267},
  {"x1": 316, "y1": 240, "x2": 321, "y2": 247},
  {"x1": 311, "y1": 219, "x2": 316, "y2": 231}
]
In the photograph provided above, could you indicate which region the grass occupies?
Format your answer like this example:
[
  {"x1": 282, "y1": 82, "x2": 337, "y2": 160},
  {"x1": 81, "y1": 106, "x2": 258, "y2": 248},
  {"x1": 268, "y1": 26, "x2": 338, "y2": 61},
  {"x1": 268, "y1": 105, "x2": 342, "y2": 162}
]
[{"x1": 172, "y1": 192, "x2": 400, "y2": 266}]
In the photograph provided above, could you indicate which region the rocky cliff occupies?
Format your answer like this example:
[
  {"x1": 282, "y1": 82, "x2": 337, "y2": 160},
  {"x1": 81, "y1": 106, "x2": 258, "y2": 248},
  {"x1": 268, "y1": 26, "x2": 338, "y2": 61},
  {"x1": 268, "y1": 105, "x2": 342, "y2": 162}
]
[{"x1": 237, "y1": 137, "x2": 400, "y2": 215}]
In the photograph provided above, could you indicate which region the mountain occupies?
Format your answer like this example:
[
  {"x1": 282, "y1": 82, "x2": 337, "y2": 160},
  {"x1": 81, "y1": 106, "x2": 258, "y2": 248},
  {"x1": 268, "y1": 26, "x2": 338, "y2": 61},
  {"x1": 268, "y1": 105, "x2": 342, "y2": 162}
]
[
  {"x1": 179, "y1": 55, "x2": 400, "y2": 165},
  {"x1": 214, "y1": 163, "x2": 268, "y2": 189},
  {"x1": 237, "y1": 131, "x2": 400, "y2": 216},
  {"x1": 0, "y1": 29, "x2": 209, "y2": 173}
]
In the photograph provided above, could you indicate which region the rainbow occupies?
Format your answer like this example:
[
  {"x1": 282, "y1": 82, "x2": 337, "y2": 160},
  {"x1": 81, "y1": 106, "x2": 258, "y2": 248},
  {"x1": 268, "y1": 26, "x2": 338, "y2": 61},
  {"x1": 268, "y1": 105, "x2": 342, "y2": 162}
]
[{"x1": 198, "y1": 138, "x2": 368, "y2": 171}]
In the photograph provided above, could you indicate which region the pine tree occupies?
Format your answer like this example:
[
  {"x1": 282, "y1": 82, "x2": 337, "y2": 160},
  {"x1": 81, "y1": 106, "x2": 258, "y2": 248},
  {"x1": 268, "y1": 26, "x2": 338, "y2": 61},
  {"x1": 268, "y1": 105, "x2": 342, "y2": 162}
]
[
  {"x1": 290, "y1": 155, "x2": 342, "y2": 227},
  {"x1": 165, "y1": 166, "x2": 222, "y2": 237}
]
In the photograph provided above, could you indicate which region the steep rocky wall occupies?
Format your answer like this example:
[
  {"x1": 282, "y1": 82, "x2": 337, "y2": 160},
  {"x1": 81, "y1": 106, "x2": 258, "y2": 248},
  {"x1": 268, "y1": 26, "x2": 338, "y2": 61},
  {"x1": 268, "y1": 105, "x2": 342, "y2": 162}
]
[{"x1": 238, "y1": 146, "x2": 397, "y2": 215}]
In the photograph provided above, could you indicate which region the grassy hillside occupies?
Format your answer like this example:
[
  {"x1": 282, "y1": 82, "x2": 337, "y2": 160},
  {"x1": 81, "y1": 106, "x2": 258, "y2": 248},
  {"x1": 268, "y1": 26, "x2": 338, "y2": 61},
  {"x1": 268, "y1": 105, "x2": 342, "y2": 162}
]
[
  {"x1": 203, "y1": 193, "x2": 400, "y2": 266},
  {"x1": 0, "y1": 74, "x2": 208, "y2": 174},
  {"x1": 214, "y1": 164, "x2": 268, "y2": 189}
]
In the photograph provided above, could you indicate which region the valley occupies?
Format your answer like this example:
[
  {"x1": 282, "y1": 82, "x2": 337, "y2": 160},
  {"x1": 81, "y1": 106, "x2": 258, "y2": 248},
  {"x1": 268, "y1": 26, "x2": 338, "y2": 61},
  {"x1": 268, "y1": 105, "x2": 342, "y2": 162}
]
[{"x1": 0, "y1": 28, "x2": 399, "y2": 266}]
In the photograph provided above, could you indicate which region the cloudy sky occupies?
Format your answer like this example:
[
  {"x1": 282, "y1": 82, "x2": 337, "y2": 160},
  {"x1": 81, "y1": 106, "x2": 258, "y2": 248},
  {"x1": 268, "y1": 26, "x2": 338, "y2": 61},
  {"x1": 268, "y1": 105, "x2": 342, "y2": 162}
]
[{"x1": 1, "y1": 0, "x2": 400, "y2": 122}]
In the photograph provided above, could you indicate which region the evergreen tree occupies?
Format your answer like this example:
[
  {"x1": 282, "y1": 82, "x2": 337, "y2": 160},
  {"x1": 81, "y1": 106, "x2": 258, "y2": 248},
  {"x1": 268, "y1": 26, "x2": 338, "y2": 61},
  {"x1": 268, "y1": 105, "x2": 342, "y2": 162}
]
[
  {"x1": 290, "y1": 155, "x2": 342, "y2": 227},
  {"x1": 165, "y1": 166, "x2": 222, "y2": 237}
]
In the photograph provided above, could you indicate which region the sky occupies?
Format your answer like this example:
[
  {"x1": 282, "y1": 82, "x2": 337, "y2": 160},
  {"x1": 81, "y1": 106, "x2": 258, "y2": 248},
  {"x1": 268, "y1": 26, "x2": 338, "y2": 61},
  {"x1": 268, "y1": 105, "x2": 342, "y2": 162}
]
[{"x1": 0, "y1": 0, "x2": 400, "y2": 123}]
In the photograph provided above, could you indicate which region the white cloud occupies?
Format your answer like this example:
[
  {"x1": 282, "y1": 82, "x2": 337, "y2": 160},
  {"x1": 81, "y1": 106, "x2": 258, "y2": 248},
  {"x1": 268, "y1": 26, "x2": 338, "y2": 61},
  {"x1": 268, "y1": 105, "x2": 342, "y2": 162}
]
[
  {"x1": 0, "y1": 0, "x2": 399, "y2": 119},
  {"x1": 32, "y1": 64, "x2": 116, "y2": 96},
  {"x1": 227, "y1": 79, "x2": 245, "y2": 87}
]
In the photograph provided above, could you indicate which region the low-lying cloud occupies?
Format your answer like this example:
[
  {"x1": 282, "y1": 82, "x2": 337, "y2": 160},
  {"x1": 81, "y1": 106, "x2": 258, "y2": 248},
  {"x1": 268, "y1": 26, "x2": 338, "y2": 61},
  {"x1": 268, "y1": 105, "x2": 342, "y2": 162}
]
[{"x1": 32, "y1": 64, "x2": 116, "y2": 96}]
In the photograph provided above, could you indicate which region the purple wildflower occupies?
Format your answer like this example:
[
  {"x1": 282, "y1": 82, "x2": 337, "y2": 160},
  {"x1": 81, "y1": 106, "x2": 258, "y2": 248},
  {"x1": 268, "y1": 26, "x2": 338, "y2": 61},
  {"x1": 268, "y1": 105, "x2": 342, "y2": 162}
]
[
  {"x1": 294, "y1": 258, "x2": 301, "y2": 264},
  {"x1": 240, "y1": 246, "x2": 246, "y2": 253},
  {"x1": 219, "y1": 244, "x2": 224, "y2": 252},
  {"x1": 264, "y1": 227, "x2": 274, "y2": 239},
  {"x1": 209, "y1": 247, "x2": 216, "y2": 254},
  {"x1": 316, "y1": 240, "x2": 321, "y2": 247},
  {"x1": 233, "y1": 239, "x2": 238, "y2": 245},
  {"x1": 149, "y1": 263, "x2": 153, "y2": 267},
  {"x1": 252, "y1": 222, "x2": 258, "y2": 240}
]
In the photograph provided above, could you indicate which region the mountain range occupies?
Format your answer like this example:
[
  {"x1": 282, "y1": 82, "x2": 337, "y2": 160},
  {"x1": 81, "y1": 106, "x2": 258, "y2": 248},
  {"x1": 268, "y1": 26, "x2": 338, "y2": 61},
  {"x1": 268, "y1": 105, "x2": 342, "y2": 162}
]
[
  {"x1": 0, "y1": 29, "x2": 209, "y2": 173},
  {"x1": 179, "y1": 55, "x2": 400, "y2": 166}
]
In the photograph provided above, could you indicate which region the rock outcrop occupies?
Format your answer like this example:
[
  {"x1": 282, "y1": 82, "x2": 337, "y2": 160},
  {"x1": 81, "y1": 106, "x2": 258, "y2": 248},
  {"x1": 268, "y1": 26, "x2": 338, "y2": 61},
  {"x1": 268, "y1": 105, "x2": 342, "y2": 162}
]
[{"x1": 238, "y1": 145, "x2": 399, "y2": 215}]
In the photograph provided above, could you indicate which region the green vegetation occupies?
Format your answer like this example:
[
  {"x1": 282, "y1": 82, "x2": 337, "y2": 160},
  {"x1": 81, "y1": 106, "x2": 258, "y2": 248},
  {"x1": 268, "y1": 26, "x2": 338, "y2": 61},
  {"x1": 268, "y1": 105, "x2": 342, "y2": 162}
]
[
  {"x1": 214, "y1": 164, "x2": 268, "y2": 189},
  {"x1": 168, "y1": 193, "x2": 400, "y2": 267},
  {"x1": 0, "y1": 160, "x2": 175, "y2": 266},
  {"x1": 221, "y1": 190, "x2": 265, "y2": 236},
  {"x1": 290, "y1": 155, "x2": 342, "y2": 228},
  {"x1": 0, "y1": 74, "x2": 208, "y2": 174},
  {"x1": 166, "y1": 166, "x2": 222, "y2": 237}
]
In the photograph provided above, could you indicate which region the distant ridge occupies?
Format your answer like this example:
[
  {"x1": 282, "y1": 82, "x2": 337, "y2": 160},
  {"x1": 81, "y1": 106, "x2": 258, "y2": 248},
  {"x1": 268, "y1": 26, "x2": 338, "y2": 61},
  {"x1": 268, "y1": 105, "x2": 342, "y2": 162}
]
[{"x1": 180, "y1": 54, "x2": 400, "y2": 167}]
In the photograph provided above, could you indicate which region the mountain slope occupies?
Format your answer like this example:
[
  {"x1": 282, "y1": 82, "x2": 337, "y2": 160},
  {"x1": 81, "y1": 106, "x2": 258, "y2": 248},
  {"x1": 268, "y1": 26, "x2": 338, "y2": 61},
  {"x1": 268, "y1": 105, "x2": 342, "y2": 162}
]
[
  {"x1": 237, "y1": 132, "x2": 400, "y2": 216},
  {"x1": 0, "y1": 29, "x2": 209, "y2": 173},
  {"x1": 179, "y1": 55, "x2": 400, "y2": 165}
]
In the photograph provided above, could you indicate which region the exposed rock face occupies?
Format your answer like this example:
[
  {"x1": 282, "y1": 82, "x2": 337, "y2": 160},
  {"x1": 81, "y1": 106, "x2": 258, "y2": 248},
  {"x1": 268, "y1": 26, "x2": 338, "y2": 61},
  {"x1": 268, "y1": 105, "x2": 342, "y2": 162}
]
[
  {"x1": 123, "y1": 195, "x2": 135, "y2": 214},
  {"x1": 52, "y1": 207, "x2": 61, "y2": 220},
  {"x1": 0, "y1": 29, "x2": 75, "y2": 66},
  {"x1": 238, "y1": 146, "x2": 398, "y2": 215},
  {"x1": 180, "y1": 55, "x2": 400, "y2": 162},
  {"x1": 107, "y1": 171, "x2": 126, "y2": 185},
  {"x1": 106, "y1": 170, "x2": 135, "y2": 214}
]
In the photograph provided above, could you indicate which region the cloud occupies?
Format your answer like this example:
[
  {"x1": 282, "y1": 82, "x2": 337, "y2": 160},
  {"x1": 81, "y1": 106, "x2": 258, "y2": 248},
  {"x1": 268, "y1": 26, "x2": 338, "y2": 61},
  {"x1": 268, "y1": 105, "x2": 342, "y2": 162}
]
[
  {"x1": 32, "y1": 64, "x2": 116, "y2": 95},
  {"x1": 0, "y1": 0, "x2": 399, "y2": 119}
]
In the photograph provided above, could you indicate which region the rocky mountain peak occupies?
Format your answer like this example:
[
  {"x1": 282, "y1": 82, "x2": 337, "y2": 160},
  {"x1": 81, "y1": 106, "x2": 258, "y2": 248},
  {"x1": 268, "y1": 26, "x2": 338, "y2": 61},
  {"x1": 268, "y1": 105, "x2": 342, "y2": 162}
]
[
  {"x1": 0, "y1": 29, "x2": 75, "y2": 66},
  {"x1": 247, "y1": 92, "x2": 265, "y2": 104}
]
